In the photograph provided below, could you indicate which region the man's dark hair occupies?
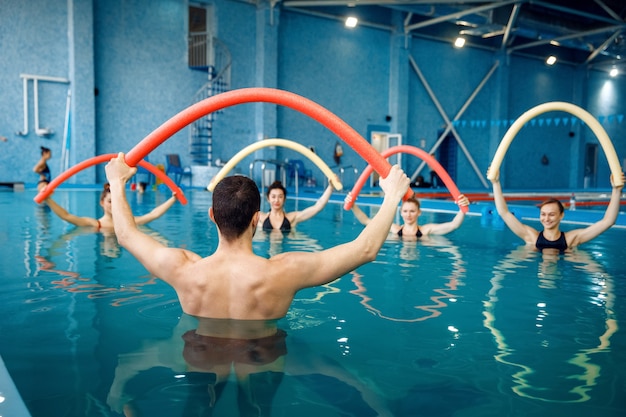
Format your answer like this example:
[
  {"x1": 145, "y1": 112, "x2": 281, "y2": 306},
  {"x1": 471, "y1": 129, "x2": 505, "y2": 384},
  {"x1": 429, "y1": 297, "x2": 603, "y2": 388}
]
[{"x1": 212, "y1": 175, "x2": 260, "y2": 240}]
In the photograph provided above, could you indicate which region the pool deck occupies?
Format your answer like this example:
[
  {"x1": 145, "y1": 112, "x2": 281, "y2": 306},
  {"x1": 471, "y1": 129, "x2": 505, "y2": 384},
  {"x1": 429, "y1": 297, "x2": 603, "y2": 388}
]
[{"x1": 0, "y1": 355, "x2": 31, "y2": 417}]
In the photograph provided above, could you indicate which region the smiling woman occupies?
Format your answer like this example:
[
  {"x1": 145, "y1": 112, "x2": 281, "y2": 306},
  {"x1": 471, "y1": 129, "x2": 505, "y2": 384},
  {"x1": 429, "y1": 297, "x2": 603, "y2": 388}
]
[{"x1": 489, "y1": 169, "x2": 625, "y2": 252}]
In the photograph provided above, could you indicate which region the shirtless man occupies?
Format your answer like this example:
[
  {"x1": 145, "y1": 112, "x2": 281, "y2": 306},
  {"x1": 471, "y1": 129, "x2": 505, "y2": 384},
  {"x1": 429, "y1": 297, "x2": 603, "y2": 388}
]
[{"x1": 105, "y1": 152, "x2": 410, "y2": 320}]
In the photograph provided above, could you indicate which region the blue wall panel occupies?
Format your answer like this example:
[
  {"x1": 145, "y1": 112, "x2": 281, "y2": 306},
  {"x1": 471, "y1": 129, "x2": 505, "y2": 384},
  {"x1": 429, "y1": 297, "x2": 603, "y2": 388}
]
[
  {"x1": 209, "y1": 0, "x2": 259, "y2": 169},
  {"x1": 93, "y1": 0, "x2": 207, "y2": 182},
  {"x1": 586, "y1": 72, "x2": 626, "y2": 188},
  {"x1": 277, "y1": 11, "x2": 391, "y2": 184},
  {"x1": 1, "y1": 0, "x2": 70, "y2": 184},
  {"x1": 408, "y1": 39, "x2": 497, "y2": 189}
]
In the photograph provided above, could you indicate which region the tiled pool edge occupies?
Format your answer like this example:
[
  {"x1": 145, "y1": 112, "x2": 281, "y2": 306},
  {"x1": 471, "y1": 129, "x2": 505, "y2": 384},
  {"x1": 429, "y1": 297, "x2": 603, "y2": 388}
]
[{"x1": 0, "y1": 354, "x2": 32, "y2": 417}]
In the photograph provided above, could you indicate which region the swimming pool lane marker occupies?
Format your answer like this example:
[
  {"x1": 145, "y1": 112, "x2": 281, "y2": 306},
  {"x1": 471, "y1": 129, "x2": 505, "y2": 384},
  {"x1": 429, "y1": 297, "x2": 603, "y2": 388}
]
[
  {"x1": 34, "y1": 154, "x2": 187, "y2": 205},
  {"x1": 344, "y1": 145, "x2": 468, "y2": 213},
  {"x1": 119, "y1": 87, "x2": 413, "y2": 201},
  {"x1": 487, "y1": 101, "x2": 623, "y2": 187},
  {"x1": 206, "y1": 138, "x2": 343, "y2": 192}
]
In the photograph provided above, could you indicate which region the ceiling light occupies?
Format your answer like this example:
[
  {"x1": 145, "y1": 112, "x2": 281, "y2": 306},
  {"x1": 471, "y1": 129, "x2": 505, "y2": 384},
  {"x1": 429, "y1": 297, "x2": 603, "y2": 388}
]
[
  {"x1": 455, "y1": 20, "x2": 477, "y2": 28},
  {"x1": 610, "y1": 68, "x2": 618, "y2": 77},
  {"x1": 345, "y1": 16, "x2": 358, "y2": 28},
  {"x1": 454, "y1": 37, "x2": 466, "y2": 48},
  {"x1": 546, "y1": 55, "x2": 557, "y2": 65}
]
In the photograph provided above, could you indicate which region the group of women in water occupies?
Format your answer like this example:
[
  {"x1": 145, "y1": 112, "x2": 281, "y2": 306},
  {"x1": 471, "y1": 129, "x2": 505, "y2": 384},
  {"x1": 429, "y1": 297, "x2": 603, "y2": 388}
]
[
  {"x1": 258, "y1": 170, "x2": 623, "y2": 253},
  {"x1": 34, "y1": 146, "x2": 624, "y2": 253}
]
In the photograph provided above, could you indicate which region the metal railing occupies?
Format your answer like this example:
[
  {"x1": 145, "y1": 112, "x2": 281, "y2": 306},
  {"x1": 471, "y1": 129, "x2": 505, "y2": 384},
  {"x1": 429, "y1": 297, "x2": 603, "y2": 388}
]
[
  {"x1": 188, "y1": 33, "x2": 232, "y2": 166},
  {"x1": 249, "y1": 159, "x2": 288, "y2": 194},
  {"x1": 325, "y1": 165, "x2": 359, "y2": 189}
]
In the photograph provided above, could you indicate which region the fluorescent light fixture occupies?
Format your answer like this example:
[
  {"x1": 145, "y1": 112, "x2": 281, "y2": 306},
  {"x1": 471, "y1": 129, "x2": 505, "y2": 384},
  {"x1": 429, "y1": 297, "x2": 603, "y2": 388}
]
[
  {"x1": 454, "y1": 37, "x2": 466, "y2": 48},
  {"x1": 455, "y1": 20, "x2": 477, "y2": 27},
  {"x1": 345, "y1": 16, "x2": 358, "y2": 28},
  {"x1": 610, "y1": 68, "x2": 618, "y2": 77},
  {"x1": 546, "y1": 55, "x2": 557, "y2": 65}
]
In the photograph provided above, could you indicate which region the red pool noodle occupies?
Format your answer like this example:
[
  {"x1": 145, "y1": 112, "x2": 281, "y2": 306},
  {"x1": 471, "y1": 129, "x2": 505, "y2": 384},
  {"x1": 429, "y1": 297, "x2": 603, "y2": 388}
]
[
  {"x1": 34, "y1": 154, "x2": 187, "y2": 205},
  {"x1": 344, "y1": 145, "x2": 467, "y2": 213},
  {"x1": 123, "y1": 88, "x2": 412, "y2": 201}
]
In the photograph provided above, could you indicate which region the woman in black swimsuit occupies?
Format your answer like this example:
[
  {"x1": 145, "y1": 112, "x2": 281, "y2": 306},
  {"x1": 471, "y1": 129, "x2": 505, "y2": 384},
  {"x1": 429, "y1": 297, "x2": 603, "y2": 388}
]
[
  {"x1": 33, "y1": 146, "x2": 52, "y2": 191},
  {"x1": 44, "y1": 183, "x2": 178, "y2": 230},
  {"x1": 259, "y1": 180, "x2": 337, "y2": 232},
  {"x1": 488, "y1": 169, "x2": 625, "y2": 252},
  {"x1": 349, "y1": 195, "x2": 470, "y2": 238}
]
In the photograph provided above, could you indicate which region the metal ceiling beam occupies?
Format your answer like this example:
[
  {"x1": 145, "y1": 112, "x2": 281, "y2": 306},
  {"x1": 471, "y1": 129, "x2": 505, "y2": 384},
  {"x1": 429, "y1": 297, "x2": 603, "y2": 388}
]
[
  {"x1": 408, "y1": 55, "x2": 496, "y2": 188},
  {"x1": 529, "y1": 0, "x2": 625, "y2": 26},
  {"x1": 281, "y1": 1, "x2": 625, "y2": 65},
  {"x1": 507, "y1": 24, "x2": 623, "y2": 52},
  {"x1": 282, "y1": 5, "x2": 395, "y2": 30},
  {"x1": 593, "y1": 0, "x2": 624, "y2": 22},
  {"x1": 500, "y1": 2, "x2": 521, "y2": 51},
  {"x1": 404, "y1": 0, "x2": 521, "y2": 32},
  {"x1": 283, "y1": 0, "x2": 492, "y2": 6},
  {"x1": 583, "y1": 29, "x2": 623, "y2": 65}
]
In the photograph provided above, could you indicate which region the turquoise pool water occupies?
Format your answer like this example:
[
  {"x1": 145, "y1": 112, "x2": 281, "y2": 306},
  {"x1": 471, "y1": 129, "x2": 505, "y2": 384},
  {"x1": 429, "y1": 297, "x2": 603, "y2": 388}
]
[{"x1": 0, "y1": 188, "x2": 625, "y2": 416}]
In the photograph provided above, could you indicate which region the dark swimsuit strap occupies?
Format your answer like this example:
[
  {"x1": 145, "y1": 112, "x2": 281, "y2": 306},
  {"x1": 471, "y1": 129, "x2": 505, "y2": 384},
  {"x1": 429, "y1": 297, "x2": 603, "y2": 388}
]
[{"x1": 398, "y1": 226, "x2": 421, "y2": 237}]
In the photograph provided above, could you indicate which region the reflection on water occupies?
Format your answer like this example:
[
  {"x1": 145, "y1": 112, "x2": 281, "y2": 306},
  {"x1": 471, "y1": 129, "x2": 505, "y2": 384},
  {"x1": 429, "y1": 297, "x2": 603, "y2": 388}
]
[
  {"x1": 350, "y1": 236, "x2": 466, "y2": 322},
  {"x1": 107, "y1": 315, "x2": 390, "y2": 416},
  {"x1": 35, "y1": 252, "x2": 163, "y2": 307},
  {"x1": 30, "y1": 216, "x2": 174, "y2": 307},
  {"x1": 483, "y1": 246, "x2": 618, "y2": 403}
]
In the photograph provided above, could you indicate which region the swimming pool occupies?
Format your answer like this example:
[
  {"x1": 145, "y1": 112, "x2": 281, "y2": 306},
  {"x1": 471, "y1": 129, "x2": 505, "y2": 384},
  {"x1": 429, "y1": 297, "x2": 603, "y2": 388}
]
[{"x1": 1, "y1": 187, "x2": 625, "y2": 416}]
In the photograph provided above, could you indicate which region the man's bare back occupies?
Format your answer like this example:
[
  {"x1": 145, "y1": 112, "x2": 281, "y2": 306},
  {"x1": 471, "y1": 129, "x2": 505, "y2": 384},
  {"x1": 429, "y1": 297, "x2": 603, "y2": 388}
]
[{"x1": 105, "y1": 152, "x2": 410, "y2": 320}]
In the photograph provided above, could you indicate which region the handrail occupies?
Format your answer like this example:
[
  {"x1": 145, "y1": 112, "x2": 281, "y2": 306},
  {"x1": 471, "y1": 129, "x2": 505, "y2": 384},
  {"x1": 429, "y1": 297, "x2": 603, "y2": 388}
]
[
  {"x1": 249, "y1": 159, "x2": 287, "y2": 193},
  {"x1": 284, "y1": 159, "x2": 306, "y2": 195},
  {"x1": 325, "y1": 164, "x2": 359, "y2": 188},
  {"x1": 16, "y1": 74, "x2": 70, "y2": 137}
]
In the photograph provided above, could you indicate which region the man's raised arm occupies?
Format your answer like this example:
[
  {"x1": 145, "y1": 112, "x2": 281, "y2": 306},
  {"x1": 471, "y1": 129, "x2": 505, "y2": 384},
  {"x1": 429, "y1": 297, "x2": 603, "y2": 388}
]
[
  {"x1": 105, "y1": 153, "x2": 193, "y2": 282},
  {"x1": 280, "y1": 165, "x2": 411, "y2": 290}
]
